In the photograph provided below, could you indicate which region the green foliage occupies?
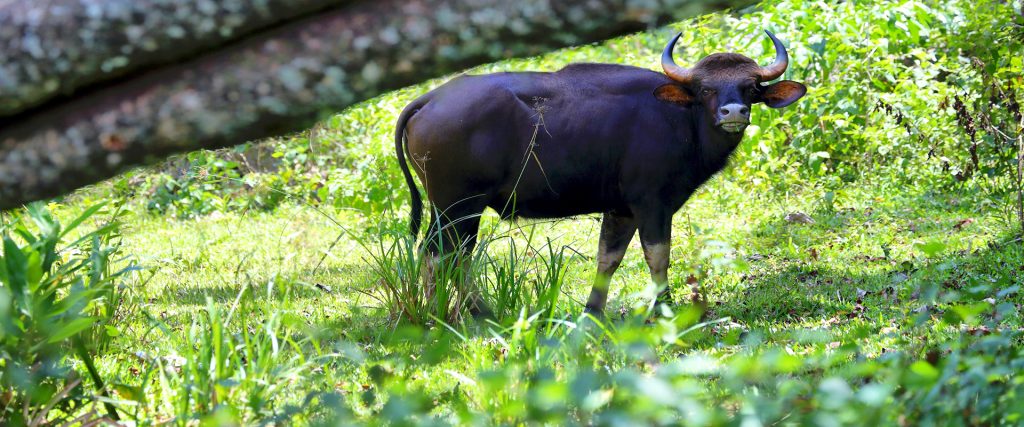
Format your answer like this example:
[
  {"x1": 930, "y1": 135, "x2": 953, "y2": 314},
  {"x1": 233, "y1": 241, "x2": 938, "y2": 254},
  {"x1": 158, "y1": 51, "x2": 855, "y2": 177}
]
[
  {"x1": 100, "y1": 0, "x2": 1024, "y2": 232},
  {"x1": 364, "y1": 228, "x2": 574, "y2": 327},
  {"x1": 476, "y1": 235, "x2": 571, "y2": 323},
  {"x1": 0, "y1": 203, "x2": 133, "y2": 424},
  {"x1": 141, "y1": 151, "x2": 244, "y2": 218},
  {"x1": 145, "y1": 297, "x2": 311, "y2": 424},
  {"x1": 307, "y1": 293, "x2": 1024, "y2": 426},
  {"x1": 365, "y1": 232, "x2": 473, "y2": 326},
  {"x1": 30, "y1": 0, "x2": 1024, "y2": 424}
]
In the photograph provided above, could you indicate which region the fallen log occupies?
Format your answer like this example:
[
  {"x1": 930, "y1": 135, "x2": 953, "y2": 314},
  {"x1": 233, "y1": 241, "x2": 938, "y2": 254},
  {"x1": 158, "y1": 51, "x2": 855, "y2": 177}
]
[{"x1": 0, "y1": 0, "x2": 751, "y2": 210}]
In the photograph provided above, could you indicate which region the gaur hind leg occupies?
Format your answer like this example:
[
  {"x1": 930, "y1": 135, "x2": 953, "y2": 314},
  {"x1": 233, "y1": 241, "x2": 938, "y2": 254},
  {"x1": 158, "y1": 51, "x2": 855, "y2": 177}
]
[
  {"x1": 420, "y1": 201, "x2": 492, "y2": 318},
  {"x1": 584, "y1": 212, "x2": 637, "y2": 316}
]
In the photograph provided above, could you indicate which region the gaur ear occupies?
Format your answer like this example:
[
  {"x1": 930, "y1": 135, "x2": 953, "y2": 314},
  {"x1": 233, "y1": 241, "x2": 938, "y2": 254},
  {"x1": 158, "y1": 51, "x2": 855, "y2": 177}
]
[
  {"x1": 654, "y1": 84, "x2": 695, "y2": 106},
  {"x1": 760, "y1": 80, "x2": 807, "y2": 108}
]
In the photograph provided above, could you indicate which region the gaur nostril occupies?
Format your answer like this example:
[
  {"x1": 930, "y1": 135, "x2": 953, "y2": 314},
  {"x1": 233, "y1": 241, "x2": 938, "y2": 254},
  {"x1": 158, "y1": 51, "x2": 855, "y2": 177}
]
[{"x1": 719, "y1": 104, "x2": 750, "y2": 120}]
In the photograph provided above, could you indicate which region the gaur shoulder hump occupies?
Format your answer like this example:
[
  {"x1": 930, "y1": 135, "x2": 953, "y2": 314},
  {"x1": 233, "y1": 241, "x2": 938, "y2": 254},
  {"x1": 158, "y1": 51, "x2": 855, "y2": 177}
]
[
  {"x1": 557, "y1": 63, "x2": 654, "y2": 75},
  {"x1": 555, "y1": 63, "x2": 671, "y2": 94}
]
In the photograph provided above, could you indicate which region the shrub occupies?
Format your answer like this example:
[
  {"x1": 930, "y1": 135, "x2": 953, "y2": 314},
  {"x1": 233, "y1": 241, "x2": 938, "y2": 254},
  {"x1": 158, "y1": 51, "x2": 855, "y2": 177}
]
[{"x1": 0, "y1": 203, "x2": 134, "y2": 424}]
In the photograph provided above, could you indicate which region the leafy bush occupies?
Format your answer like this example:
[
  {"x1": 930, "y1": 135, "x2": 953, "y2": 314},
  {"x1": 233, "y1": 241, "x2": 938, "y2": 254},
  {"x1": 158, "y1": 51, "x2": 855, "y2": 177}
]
[
  {"x1": 37, "y1": 0, "x2": 1024, "y2": 425},
  {"x1": 304, "y1": 300, "x2": 1024, "y2": 426},
  {"x1": 0, "y1": 203, "x2": 134, "y2": 424}
]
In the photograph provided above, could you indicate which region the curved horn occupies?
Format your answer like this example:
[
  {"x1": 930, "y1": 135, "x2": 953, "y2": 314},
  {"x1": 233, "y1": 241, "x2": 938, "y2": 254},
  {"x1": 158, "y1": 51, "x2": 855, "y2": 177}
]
[
  {"x1": 661, "y1": 32, "x2": 694, "y2": 84},
  {"x1": 759, "y1": 30, "x2": 790, "y2": 81}
]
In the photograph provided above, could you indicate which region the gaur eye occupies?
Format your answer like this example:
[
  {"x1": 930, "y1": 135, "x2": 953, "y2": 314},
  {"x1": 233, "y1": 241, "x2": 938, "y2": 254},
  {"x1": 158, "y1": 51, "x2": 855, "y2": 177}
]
[
  {"x1": 746, "y1": 87, "x2": 759, "y2": 97},
  {"x1": 701, "y1": 88, "x2": 715, "y2": 97}
]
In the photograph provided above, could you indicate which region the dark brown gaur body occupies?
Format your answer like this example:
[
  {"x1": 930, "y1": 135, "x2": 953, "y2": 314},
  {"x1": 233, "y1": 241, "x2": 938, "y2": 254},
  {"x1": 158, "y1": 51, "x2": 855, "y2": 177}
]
[{"x1": 395, "y1": 31, "x2": 807, "y2": 315}]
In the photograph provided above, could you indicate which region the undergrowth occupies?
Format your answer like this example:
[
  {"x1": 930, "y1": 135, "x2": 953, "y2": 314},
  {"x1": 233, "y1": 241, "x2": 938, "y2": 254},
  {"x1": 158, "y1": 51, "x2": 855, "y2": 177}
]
[{"x1": 3, "y1": 0, "x2": 1023, "y2": 425}]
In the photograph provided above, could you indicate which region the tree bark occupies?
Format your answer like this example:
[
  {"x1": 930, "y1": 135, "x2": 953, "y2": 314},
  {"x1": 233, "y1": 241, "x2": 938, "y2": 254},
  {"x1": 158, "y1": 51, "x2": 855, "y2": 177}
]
[
  {"x1": 0, "y1": 0, "x2": 351, "y2": 116},
  {"x1": 0, "y1": 0, "x2": 750, "y2": 211}
]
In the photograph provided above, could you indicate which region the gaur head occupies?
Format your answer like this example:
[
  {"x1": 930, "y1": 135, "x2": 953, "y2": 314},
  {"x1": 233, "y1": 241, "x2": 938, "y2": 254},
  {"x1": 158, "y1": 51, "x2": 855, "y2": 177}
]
[{"x1": 655, "y1": 31, "x2": 807, "y2": 134}]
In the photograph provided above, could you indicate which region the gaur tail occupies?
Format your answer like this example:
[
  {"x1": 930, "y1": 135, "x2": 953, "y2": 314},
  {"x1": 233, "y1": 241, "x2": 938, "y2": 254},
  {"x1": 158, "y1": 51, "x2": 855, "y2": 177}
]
[{"x1": 395, "y1": 98, "x2": 427, "y2": 238}]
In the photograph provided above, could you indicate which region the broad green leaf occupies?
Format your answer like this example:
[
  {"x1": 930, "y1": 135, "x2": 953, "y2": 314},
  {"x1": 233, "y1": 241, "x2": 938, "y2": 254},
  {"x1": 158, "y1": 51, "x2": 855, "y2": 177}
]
[
  {"x1": 907, "y1": 360, "x2": 940, "y2": 388},
  {"x1": 914, "y1": 240, "x2": 947, "y2": 257},
  {"x1": 60, "y1": 202, "x2": 107, "y2": 239},
  {"x1": 47, "y1": 316, "x2": 98, "y2": 343},
  {"x1": 3, "y1": 236, "x2": 27, "y2": 294},
  {"x1": 25, "y1": 250, "x2": 43, "y2": 290},
  {"x1": 105, "y1": 325, "x2": 121, "y2": 337}
]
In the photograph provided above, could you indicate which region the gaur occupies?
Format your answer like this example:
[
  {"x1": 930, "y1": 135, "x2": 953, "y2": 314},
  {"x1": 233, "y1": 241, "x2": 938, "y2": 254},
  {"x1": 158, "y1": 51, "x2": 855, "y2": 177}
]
[{"x1": 395, "y1": 31, "x2": 806, "y2": 315}]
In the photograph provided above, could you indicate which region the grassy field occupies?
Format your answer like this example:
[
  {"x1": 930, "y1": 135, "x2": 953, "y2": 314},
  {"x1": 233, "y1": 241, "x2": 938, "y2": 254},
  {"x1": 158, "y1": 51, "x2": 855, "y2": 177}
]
[{"x1": 4, "y1": 0, "x2": 1024, "y2": 425}]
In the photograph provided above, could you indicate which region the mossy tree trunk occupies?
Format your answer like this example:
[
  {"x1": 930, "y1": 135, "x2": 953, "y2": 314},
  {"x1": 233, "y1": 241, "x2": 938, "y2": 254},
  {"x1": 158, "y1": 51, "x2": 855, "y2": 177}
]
[{"x1": 0, "y1": 0, "x2": 750, "y2": 210}]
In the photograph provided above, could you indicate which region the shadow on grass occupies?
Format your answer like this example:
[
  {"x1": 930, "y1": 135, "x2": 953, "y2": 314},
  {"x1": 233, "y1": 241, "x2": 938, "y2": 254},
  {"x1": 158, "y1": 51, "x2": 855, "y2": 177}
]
[
  {"x1": 160, "y1": 263, "x2": 373, "y2": 306},
  {"x1": 714, "y1": 229, "x2": 1022, "y2": 334},
  {"x1": 714, "y1": 185, "x2": 995, "y2": 311}
]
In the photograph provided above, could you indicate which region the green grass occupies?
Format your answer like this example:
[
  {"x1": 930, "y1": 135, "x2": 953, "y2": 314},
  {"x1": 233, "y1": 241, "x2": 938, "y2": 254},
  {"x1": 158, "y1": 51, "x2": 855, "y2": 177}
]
[
  {"x1": 62, "y1": 165, "x2": 1023, "y2": 424},
  {"x1": 6, "y1": 0, "x2": 1024, "y2": 424}
]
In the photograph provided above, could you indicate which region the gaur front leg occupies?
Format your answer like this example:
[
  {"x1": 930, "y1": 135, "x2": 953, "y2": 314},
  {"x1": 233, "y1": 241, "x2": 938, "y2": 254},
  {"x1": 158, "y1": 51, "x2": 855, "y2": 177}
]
[
  {"x1": 639, "y1": 211, "x2": 673, "y2": 308},
  {"x1": 584, "y1": 212, "x2": 637, "y2": 315}
]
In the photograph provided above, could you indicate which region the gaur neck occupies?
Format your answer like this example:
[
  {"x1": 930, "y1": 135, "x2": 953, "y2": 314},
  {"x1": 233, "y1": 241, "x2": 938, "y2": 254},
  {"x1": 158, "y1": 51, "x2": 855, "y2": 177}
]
[{"x1": 691, "y1": 105, "x2": 743, "y2": 177}]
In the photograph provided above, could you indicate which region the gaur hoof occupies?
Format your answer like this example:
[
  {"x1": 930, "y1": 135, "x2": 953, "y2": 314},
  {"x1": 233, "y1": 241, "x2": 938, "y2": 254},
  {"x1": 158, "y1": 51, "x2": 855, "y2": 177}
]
[
  {"x1": 468, "y1": 303, "x2": 495, "y2": 320},
  {"x1": 583, "y1": 305, "x2": 605, "y2": 318}
]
